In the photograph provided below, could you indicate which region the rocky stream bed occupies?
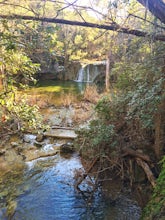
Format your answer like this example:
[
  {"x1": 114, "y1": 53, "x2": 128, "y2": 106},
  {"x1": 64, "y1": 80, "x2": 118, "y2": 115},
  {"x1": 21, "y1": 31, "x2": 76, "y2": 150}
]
[{"x1": 0, "y1": 103, "x2": 142, "y2": 219}]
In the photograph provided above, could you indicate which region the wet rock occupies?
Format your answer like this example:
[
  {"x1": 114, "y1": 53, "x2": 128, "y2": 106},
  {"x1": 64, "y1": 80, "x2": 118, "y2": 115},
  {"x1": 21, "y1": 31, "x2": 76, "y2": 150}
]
[
  {"x1": 23, "y1": 134, "x2": 36, "y2": 143},
  {"x1": 0, "y1": 149, "x2": 5, "y2": 156},
  {"x1": 2, "y1": 149, "x2": 25, "y2": 173},
  {"x1": 34, "y1": 141, "x2": 44, "y2": 148},
  {"x1": 60, "y1": 142, "x2": 75, "y2": 154},
  {"x1": 23, "y1": 144, "x2": 60, "y2": 162},
  {"x1": 36, "y1": 133, "x2": 45, "y2": 142}
]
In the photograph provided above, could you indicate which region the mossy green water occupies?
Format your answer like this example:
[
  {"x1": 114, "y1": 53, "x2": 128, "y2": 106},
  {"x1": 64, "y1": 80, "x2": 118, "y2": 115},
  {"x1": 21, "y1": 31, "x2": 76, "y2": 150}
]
[
  {"x1": 23, "y1": 80, "x2": 87, "y2": 106},
  {"x1": 30, "y1": 80, "x2": 86, "y2": 94}
]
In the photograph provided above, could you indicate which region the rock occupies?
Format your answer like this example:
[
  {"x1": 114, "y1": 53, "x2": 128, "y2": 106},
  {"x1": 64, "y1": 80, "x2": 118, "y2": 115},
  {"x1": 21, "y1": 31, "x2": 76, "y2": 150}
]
[
  {"x1": 60, "y1": 142, "x2": 75, "y2": 154},
  {"x1": 44, "y1": 129, "x2": 77, "y2": 139},
  {"x1": 3, "y1": 149, "x2": 25, "y2": 171},
  {"x1": 34, "y1": 141, "x2": 44, "y2": 148},
  {"x1": 11, "y1": 142, "x2": 19, "y2": 148},
  {"x1": 36, "y1": 133, "x2": 45, "y2": 142},
  {"x1": 5, "y1": 150, "x2": 23, "y2": 163},
  {"x1": 23, "y1": 134, "x2": 36, "y2": 143},
  {"x1": 0, "y1": 150, "x2": 5, "y2": 156}
]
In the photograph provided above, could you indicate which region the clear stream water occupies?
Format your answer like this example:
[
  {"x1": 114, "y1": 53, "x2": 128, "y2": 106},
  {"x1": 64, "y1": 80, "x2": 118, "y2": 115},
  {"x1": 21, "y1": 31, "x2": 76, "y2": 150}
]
[{"x1": 0, "y1": 153, "x2": 141, "y2": 220}]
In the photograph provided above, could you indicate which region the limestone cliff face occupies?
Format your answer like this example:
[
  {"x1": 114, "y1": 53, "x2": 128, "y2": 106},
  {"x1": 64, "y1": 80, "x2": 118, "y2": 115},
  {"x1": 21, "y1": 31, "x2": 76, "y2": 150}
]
[
  {"x1": 35, "y1": 52, "x2": 81, "y2": 81},
  {"x1": 34, "y1": 52, "x2": 106, "y2": 82}
]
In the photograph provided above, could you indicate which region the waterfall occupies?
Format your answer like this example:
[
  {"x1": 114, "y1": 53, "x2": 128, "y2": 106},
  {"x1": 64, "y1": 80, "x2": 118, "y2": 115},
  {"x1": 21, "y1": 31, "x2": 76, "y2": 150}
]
[
  {"x1": 75, "y1": 61, "x2": 106, "y2": 83},
  {"x1": 75, "y1": 65, "x2": 91, "y2": 82},
  {"x1": 74, "y1": 65, "x2": 89, "y2": 82},
  {"x1": 76, "y1": 67, "x2": 85, "y2": 82}
]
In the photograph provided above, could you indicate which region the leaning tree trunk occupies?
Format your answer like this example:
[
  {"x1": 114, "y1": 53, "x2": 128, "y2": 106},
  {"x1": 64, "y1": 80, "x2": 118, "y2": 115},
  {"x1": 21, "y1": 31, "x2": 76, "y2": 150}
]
[{"x1": 137, "y1": 0, "x2": 165, "y2": 24}]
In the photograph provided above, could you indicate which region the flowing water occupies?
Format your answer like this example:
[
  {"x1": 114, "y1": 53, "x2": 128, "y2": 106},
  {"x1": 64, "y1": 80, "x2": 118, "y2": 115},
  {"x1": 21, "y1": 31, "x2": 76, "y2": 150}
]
[
  {"x1": 0, "y1": 152, "x2": 141, "y2": 220},
  {"x1": 0, "y1": 81, "x2": 142, "y2": 219},
  {"x1": 75, "y1": 64, "x2": 102, "y2": 83}
]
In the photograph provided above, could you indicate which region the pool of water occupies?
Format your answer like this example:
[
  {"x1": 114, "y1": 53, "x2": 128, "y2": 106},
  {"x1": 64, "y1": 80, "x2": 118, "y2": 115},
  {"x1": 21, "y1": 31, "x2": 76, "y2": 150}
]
[
  {"x1": 0, "y1": 153, "x2": 141, "y2": 220},
  {"x1": 21, "y1": 80, "x2": 88, "y2": 106},
  {"x1": 35, "y1": 80, "x2": 87, "y2": 94},
  {"x1": 30, "y1": 80, "x2": 87, "y2": 98}
]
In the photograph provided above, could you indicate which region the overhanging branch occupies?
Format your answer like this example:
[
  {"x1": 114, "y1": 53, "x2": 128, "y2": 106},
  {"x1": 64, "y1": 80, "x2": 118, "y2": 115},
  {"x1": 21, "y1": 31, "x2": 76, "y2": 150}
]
[{"x1": 0, "y1": 14, "x2": 165, "y2": 41}]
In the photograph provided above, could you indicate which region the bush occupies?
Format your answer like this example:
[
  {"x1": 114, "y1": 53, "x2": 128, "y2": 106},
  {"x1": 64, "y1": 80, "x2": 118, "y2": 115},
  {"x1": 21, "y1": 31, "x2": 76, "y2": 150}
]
[
  {"x1": 141, "y1": 156, "x2": 165, "y2": 220},
  {"x1": 0, "y1": 48, "x2": 43, "y2": 132},
  {"x1": 76, "y1": 119, "x2": 117, "y2": 159},
  {"x1": 0, "y1": 92, "x2": 44, "y2": 131}
]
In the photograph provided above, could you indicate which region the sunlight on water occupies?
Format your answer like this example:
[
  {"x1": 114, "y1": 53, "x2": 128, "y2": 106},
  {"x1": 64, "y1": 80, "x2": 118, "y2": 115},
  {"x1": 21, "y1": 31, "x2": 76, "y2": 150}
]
[{"x1": 0, "y1": 153, "x2": 141, "y2": 220}]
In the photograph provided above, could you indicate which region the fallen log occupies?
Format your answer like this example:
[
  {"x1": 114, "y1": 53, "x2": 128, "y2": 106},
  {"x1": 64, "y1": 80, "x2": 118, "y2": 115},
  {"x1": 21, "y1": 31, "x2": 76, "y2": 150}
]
[{"x1": 122, "y1": 147, "x2": 156, "y2": 187}]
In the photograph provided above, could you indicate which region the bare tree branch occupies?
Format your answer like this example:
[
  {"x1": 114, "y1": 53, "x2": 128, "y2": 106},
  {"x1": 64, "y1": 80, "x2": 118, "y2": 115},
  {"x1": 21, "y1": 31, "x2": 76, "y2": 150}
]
[{"x1": 56, "y1": 0, "x2": 78, "y2": 17}]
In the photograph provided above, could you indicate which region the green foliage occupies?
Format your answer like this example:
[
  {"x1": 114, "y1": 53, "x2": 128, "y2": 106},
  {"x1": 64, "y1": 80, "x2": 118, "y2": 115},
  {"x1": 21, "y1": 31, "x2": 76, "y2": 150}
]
[
  {"x1": 0, "y1": 24, "x2": 43, "y2": 131},
  {"x1": 88, "y1": 120, "x2": 116, "y2": 147},
  {"x1": 141, "y1": 156, "x2": 165, "y2": 220},
  {"x1": 111, "y1": 41, "x2": 165, "y2": 129},
  {"x1": 126, "y1": 74, "x2": 164, "y2": 128},
  {"x1": 0, "y1": 90, "x2": 44, "y2": 131},
  {"x1": 0, "y1": 48, "x2": 40, "y2": 88},
  {"x1": 95, "y1": 96, "x2": 113, "y2": 121},
  {"x1": 77, "y1": 120, "x2": 117, "y2": 158}
]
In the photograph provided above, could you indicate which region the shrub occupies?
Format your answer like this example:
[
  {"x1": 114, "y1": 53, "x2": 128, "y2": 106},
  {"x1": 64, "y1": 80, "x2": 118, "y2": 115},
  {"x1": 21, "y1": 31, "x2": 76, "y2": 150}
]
[{"x1": 141, "y1": 156, "x2": 165, "y2": 220}]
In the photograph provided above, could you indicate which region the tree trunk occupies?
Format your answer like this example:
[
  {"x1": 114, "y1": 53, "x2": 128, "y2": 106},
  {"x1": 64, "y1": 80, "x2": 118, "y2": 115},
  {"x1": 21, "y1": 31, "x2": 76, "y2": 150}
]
[
  {"x1": 0, "y1": 14, "x2": 165, "y2": 41},
  {"x1": 137, "y1": 0, "x2": 165, "y2": 24},
  {"x1": 0, "y1": 75, "x2": 3, "y2": 89},
  {"x1": 105, "y1": 51, "x2": 111, "y2": 92},
  {"x1": 154, "y1": 96, "x2": 165, "y2": 159}
]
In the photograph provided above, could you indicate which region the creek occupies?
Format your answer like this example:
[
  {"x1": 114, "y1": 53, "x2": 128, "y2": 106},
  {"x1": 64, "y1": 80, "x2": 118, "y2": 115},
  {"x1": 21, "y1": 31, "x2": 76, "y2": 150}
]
[
  {"x1": 0, "y1": 150, "x2": 141, "y2": 220},
  {"x1": 0, "y1": 80, "x2": 141, "y2": 220}
]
